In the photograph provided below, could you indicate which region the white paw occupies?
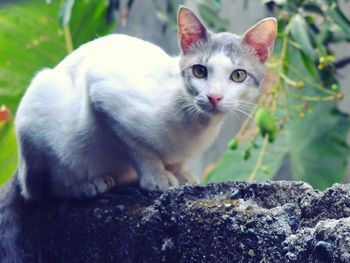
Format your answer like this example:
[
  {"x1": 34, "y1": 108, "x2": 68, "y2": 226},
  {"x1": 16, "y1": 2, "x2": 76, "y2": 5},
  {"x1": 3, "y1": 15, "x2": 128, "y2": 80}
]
[
  {"x1": 92, "y1": 175, "x2": 116, "y2": 193},
  {"x1": 140, "y1": 170, "x2": 179, "y2": 191},
  {"x1": 176, "y1": 171, "x2": 200, "y2": 185},
  {"x1": 81, "y1": 174, "x2": 116, "y2": 198}
]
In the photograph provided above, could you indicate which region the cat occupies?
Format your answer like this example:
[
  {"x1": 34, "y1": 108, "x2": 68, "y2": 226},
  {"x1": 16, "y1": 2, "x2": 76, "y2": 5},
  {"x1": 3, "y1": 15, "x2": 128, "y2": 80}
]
[{"x1": 0, "y1": 6, "x2": 276, "y2": 262}]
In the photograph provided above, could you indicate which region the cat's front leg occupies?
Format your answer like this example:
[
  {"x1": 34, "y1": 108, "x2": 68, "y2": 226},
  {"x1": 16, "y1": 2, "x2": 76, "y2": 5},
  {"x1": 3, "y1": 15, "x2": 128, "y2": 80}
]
[
  {"x1": 177, "y1": 170, "x2": 200, "y2": 185},
  {"x1": 75, "y1": 174, "x2": 116, "y2": 198},
  {"x1": 166, "y1": 163, "x2": 200, "y2": 185},
  {"x1": 135, "y1": 155, "x2": 180, "y2": 191},
  {"x1": 88, "y1": 81, "x2": 179, "y2": 191}
]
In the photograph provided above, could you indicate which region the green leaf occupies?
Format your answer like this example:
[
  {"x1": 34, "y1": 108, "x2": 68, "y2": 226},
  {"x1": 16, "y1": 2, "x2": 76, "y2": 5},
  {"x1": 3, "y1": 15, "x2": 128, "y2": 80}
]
[
  {"x1": 208, "y1": 105, "x2": 349, "y2": 190},
  {"x1": 289, "y1": 14, "x2": 316, "y2": 61},
  {"x1": 208, "y1": 43, "x2": 349, "y2": 190},
  {"x1": 287, "y1": 105, "x2": 349, "y2": 189},
  {"x1": 0, "y1": 1, "x2": 67, "y2": 113},
  {"x1": 198, "y1": 4, "x2": 228, "y2": 32},
  {"x1": 69, "y1": 0, "x2": 115, "y2": 48},
  {"x1": 0, "y1": 0, "x2": 114, "y2": 185},
  {"x1": 282, "y1": 47, "x2": 349, "y2": 190},
  {"x1": 205, "y1": 133, "x2": 288, "y2": 184},
  {"x1": 60, "y1": 0, "x2": 75, "y2": 27},
  {"x1": 302, "y1": 4, "x2": 324, "y2": 16},
  {"x1": 0, "y1": 124, "x2": 18, "y2": 186},
  {"x1": 300, "y1": 52, "x2": 318, "y2": 80},
  {"x1": 326, "y1": 3, "x2": 350, "y2": 39},
  {"x1": 204, "y1": 0, "x2": 222, "y2": 11}
]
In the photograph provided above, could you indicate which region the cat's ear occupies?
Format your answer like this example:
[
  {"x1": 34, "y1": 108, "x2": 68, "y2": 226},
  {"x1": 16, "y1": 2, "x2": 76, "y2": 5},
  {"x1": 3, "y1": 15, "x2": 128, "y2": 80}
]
[
  {"x1": 243, "y1": 18, "x2": 277, "y2": 63},
  {"x1": 177, "y1": 6, "x2": 208, "y2": 54}
]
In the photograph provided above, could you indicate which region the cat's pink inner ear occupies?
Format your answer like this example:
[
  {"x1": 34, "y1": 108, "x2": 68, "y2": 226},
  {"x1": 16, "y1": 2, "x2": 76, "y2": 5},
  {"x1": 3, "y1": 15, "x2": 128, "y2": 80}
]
[
  {"x1": 243, "y1": 18, "x2": 277, "y2": 63},
  {"x1": 177, "y1": 7, "x2": 207, "y2": 54}
]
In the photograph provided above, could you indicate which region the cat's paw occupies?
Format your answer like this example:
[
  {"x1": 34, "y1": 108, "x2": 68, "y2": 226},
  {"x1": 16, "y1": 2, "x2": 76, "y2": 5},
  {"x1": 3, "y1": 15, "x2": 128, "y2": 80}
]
[
  {"x1": 176, "y1": 171, "x2": 200, "y2": 185},
  {"x1": 140, "y1": 170, "x2": 179, "y2": 191},
  {"x1": 81, "y1": 174, "x2": 116, "y2": 198}
]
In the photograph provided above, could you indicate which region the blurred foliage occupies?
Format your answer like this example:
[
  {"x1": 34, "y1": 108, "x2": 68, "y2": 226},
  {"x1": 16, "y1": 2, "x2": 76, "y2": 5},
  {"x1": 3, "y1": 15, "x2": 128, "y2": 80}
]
[
  {"x1": 152, "y1": 0, "x2": 350, "y2": 189},
  {"x1": 152, "y1": 0, "x2": 228, "y2": 33},
  {"x1": 203, "y1": 0, "x2": 350, "y2": 190},
  {"x1": 0, "y1": 0, "x2": 349, "y2": 190},
  {"x1": 0, "y1": 0, "x2": 115, "y2": 185}
]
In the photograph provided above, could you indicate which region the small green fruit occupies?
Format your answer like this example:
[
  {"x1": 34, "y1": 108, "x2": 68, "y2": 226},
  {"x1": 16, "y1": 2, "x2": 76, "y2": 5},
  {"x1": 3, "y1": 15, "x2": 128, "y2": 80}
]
[
  {"x1": 241, "y1": 149, "x2": 251, "y2": 160},
  {"x1": 296, "y1": 81, "x2": 304, "y2": 89},
  {"x1": 255, "y1": 108, "x2": 277, "y2": 142},
  {"x1": 326, "y1": 55, "x2": 335, "y2": 63},
  {"x1": 228, "y1": 139, "x2": 239, "y2": 150},
  {"x1": 331, "y1": 84, "x2": 339, "y2": 91},
  {"x1": 269, "y1": 130, "x2": 276, "y2": 142},
  {"x1": 261, "y1": 165, "x2": 270, "y2": 174}
]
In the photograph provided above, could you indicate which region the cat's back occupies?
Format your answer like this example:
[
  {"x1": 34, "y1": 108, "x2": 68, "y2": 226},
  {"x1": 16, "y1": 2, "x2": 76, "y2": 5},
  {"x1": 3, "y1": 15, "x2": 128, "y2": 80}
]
[
  {"x1": 56, "y1": 34, "x2": 173, "y2": 71},
  {"x1": 55, "y1": 34, "x2": 180, "y2": 96}
]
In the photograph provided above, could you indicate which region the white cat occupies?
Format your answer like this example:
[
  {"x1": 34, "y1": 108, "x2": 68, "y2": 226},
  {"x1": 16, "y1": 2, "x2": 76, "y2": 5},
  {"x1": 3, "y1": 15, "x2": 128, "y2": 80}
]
[{"x1": 0, "y1": 6, "x2": 276, "y2": 262}]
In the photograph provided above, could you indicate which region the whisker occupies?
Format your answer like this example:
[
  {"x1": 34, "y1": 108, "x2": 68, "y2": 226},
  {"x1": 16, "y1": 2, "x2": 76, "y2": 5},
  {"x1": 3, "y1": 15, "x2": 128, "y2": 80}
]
[
  {"x1": 236, "y1": 103, "x2": 257, "y2": 109},
  {"x1": 225, "y1": 105, "x2": 256, "y2": 115},
  {"x1": 232, "y1": 110, "x2": 249, "y2": 123},
  {"x1": 234, "y1": 108, "x2": 252, "y2": 118},
  {"x1": 239, "y1": 105, "x2": 258, "y2": 111},
  {"x1": 224, "y1": 100, "x2": 259, "y2": 115},
  {"x1": 229, "y1": 111, "x2": 245, "y2": 122},
  {"x1": 234, "y1": 100, "x2": 257, "y2": 105},
  {"x1": 234, "y1": 102, "x2": 258, "y2": 109},
  {"x1": 178, "y1": 102, "x2": 202, "y2": 121},
  {"x1": 238, "y1": 105, "x2": 258, "y2": 112}
]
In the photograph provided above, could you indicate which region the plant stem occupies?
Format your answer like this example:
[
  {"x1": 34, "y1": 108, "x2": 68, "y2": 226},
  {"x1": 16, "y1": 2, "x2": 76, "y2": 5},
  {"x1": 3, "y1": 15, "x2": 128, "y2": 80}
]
[
  {"x1": 280, "y1": 29, "x2": 289, "y2": 62},
  {"x1": 235, "y1": 109, "x2": 256, "y2": 138},
  {"x1": 334, "y1": 56, "x2": 350, "y2": 69},
  {"x1": 280, "y1": 73, "x2": 300, "y2": 87},
  {"x1": 273, "y1": 25, "x2": 291, "y2": 114},
  {"x1": 284, "y1": 62, "x2": 335, "y2": 95},
  {"x1": 246, "y1": 27, "x2": 290, "y2": 182},
  {"x1": 284, "y1": 88, "x2": 338, "y2": 102},
  {"x1": 63, "y1": 26, "x2": 74, "y2": 53},
  {"x1": 248, "y1": 134, "x2": 269, "y2": 182}
]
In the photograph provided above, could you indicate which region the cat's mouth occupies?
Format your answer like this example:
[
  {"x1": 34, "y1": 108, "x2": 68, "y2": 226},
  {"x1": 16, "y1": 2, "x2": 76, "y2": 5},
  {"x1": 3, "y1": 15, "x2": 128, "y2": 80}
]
[{"x1": 196, "y1": 100, "x2": 223, "y2": 114}]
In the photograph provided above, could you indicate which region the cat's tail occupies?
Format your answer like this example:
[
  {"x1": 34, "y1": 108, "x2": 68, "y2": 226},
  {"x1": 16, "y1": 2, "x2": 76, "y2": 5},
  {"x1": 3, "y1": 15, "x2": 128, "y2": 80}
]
[{"x1": 0, "y1": 172, "x2": 25, "y2": 263}]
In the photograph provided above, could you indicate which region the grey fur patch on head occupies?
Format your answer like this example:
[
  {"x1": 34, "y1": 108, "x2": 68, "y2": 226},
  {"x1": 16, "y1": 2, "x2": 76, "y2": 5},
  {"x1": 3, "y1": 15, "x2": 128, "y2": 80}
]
[
  {"x1": 180, "y1": 31, "x2": 265, "y2": 81},
  {"x1": 176, "y1": 28, "x2": 269, "y2": 121},
  {"x1": 180, "y1": 31, "x2": 266, "y2": 98}
]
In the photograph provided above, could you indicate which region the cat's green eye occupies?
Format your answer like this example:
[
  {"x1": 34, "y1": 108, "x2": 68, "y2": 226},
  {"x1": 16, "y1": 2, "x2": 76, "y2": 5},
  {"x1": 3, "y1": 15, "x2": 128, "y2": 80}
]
[
  {"x1": 231, "y1": 69, "x2": 247, "y2": 83},
  {"x1": 192, "y1": 64, "x2": 207, "y2": 79}
]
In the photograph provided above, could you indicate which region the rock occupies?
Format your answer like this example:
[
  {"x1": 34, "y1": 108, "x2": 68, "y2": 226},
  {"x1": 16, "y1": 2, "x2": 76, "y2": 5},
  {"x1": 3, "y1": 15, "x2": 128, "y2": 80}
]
[{"x1": 18, "y1": 181, "x2": 350, "y2": 262}]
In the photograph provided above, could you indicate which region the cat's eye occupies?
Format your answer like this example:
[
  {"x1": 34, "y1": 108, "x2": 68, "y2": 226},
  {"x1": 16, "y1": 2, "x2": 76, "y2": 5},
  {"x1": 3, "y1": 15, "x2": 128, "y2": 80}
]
[
  {"x1": 192, "y1": 64, "x2": 207, "y2": 79},
  {"x1": 230, "y1": 69, "x2": 247, "y2": 83}
]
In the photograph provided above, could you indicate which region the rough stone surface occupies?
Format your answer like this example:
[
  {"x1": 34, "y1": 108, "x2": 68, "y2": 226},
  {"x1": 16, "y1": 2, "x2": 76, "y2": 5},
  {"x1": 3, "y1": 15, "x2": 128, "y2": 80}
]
[{"x1": 19, "y1": 181, "x2": 350, "y2": 262}]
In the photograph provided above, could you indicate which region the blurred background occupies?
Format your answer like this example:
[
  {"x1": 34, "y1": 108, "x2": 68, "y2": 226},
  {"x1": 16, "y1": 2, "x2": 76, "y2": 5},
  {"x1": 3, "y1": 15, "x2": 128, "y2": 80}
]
[{"x1": 0, "y1": 0, "x2": 349, "y2": 190}]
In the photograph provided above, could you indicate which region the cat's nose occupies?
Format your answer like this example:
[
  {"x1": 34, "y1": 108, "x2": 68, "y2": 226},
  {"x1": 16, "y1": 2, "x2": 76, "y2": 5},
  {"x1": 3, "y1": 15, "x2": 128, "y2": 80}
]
[{"x1": 207, "y1": 95, "x2": 223, "y2": 109}]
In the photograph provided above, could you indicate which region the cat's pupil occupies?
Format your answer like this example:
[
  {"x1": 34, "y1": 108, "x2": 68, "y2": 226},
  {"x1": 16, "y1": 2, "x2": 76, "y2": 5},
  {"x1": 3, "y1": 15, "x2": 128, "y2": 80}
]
[
  {"x1": 231, "y1": 69, "x2": 247, "y2": 83},
  {"x1": 192, "y1": 64, "x2": 207, "y2": 79}
]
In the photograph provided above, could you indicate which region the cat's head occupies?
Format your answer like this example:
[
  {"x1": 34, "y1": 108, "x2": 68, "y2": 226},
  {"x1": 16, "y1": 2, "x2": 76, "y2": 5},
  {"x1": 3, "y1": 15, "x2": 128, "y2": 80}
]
[{"x1": 177, "y1": 6, "x2": 277, "y2": 117}]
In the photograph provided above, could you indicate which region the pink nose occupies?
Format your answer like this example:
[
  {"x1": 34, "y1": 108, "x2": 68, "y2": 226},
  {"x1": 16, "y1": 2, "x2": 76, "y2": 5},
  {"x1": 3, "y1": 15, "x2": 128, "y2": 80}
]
[{"x1": 207, "y1": 95, "x2": 223, "y2": 109}]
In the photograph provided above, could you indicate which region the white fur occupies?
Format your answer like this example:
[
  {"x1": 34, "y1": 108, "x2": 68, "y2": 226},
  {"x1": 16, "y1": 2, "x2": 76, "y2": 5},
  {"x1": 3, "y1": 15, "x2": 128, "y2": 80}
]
[
  {"x1": 14, "y1": 10, "x2": 276, "y2": 199},
  {"x1": 15, "y1": 35, "x2": 225, "y2": 198},
  {"x1": 2, "y1": 8, "x2": 276, "y2": 263}
]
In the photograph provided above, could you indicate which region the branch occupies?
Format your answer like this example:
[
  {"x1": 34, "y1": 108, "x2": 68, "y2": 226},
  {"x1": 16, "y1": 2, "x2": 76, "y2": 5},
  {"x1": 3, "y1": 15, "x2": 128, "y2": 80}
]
[{"x1": 334, "y1": 56, "x2": 350, "y2": 69}]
